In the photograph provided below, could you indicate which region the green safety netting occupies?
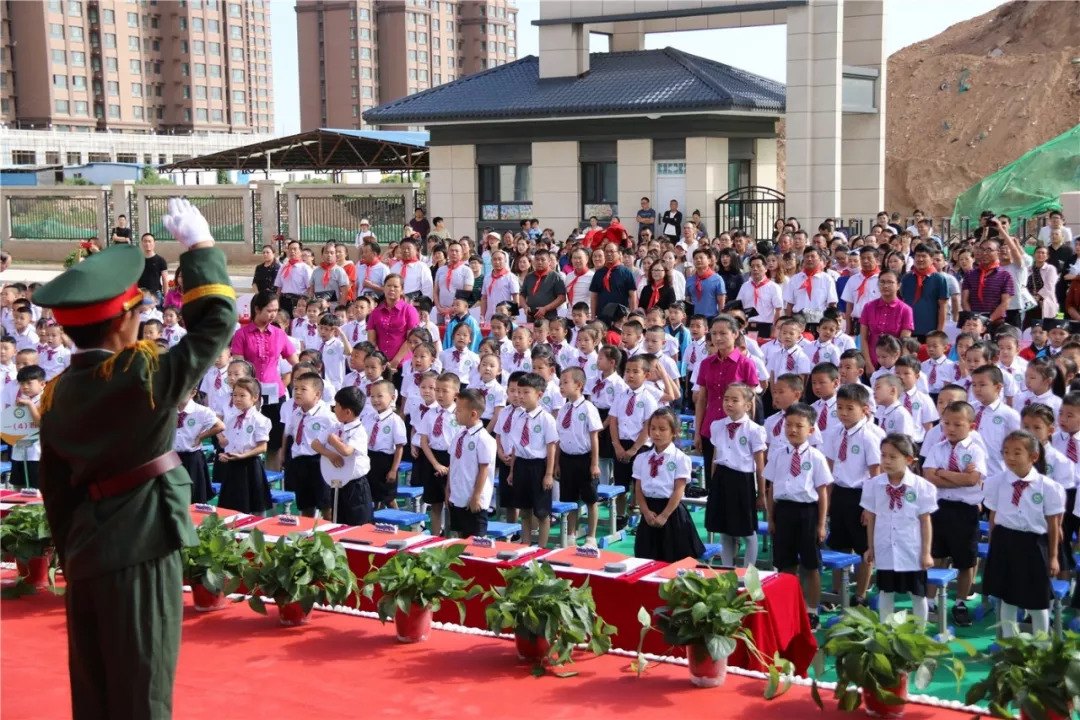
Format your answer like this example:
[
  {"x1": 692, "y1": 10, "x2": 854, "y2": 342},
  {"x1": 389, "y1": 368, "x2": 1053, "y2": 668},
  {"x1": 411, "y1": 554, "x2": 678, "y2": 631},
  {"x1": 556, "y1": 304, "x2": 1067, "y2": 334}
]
[{"x1": 952, "y1": 123, "x2": 1080, "y2": 224}]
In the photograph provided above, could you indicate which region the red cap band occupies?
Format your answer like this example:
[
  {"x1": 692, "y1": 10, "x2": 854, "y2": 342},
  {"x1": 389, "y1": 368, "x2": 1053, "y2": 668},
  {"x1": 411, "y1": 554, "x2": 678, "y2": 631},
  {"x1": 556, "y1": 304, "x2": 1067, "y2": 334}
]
[{"x1": 52, "y1": 284, "x2": 144, "y2": 326}]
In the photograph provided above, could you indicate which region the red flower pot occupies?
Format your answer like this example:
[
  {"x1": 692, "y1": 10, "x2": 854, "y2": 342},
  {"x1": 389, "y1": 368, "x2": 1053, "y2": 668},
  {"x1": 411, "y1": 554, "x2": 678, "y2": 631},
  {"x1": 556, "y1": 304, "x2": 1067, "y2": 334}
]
[
  {"x1": 515, "y1": 633, "x2": 551, "y2": 663},
  {"x1": 15, "y1": 551, "x2": 52, "y2": 588},
  {"x1": 394, "y1": 604, "x2": 433, "y2": 643},
  {"x1": 191, "y1": 584, "x2": 228, "y2": 612},
  {"x1": 277, "y1": 601, "x2": 311, "y2": 626},
  {"x1": 686, "y1": 643, "x2": 728, "y2": 688},
  {"x1": 863, "y1": 673, "x2": 909, "y2": 718}
]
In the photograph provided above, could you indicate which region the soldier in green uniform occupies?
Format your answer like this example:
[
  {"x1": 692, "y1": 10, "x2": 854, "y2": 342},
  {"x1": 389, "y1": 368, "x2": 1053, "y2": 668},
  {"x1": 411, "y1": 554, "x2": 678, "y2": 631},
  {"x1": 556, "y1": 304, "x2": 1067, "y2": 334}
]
[{"x1": 34, "y1": 199, "x2": 237, "y2": 720}]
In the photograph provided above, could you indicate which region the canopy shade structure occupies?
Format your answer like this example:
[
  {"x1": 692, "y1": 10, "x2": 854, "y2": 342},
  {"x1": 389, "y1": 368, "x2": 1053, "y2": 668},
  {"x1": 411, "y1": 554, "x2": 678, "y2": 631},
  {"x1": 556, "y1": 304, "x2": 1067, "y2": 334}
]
[{"x1": 159, "y1": 128, "x2": 429, "y2": 173}]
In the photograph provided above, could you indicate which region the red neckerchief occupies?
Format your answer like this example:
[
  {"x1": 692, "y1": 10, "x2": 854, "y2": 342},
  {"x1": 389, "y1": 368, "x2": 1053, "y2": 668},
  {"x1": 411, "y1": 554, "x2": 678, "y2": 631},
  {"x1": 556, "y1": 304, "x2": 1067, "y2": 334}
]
[
  {"x1": 695, "y1": 269, "x2": 714, "y2": 299},
  {"x1": 282, "y1": 258, "x2": 301, "y2": 278},
  {"x1": 398, "y1": 257, "x2": 418, "y2": 283},
  {"x1": 912, "y1": 266, "x2": 935, "y2": 302},
  {"x1": 319, "y1": 261, "x2": 335, "y2": 287},
  {"x1": 360, "y1": 258, "x2": 380, "y2": 285},
  {"x1": 602, "y1": 262, "x2": 617, "y2": 292},
  {"x1": 531, "y1": 269, "x2": 549, "y2": 294},
  {"x1": 800, "y1": 267, "x2": 821, "y2": 300},
  {"x1": 486, "y1": 268, "x2": 508, "y2": 296},
  {"x1": 977, "y1": 261, "x2": 999, "y2": 302},
  {"x1": 565, "y1": 268, "x2": 588, "y2": 298},
  {"x1": 445, "y1": 261, "x2": 463, "y2": 291},
  {"x1": 751, "y1": 278, "x2": 769, "y2": 305},
  {"x1": 647, "y1": 282, "x2": 664, "y2": 310},
  {"x1": 856, "y1": 269, "x2": 879, "y2": 301}
]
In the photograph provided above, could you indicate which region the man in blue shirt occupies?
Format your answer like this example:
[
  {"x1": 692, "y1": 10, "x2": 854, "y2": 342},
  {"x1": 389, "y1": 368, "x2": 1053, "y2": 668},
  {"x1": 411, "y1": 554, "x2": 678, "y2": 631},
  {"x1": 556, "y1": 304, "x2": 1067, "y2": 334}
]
[
  {"x1": 898, "y1": 243, "x2": 949, "y2": 340},
  {"x1": 686, "y1": 248, "x2": 727, "y2": 318},
  {"x1": 589, "y1": 242, "x2": 638, "y2": 317},
  {"x1": 635, "y1": 197, "x2": 656, "y2": 240}
]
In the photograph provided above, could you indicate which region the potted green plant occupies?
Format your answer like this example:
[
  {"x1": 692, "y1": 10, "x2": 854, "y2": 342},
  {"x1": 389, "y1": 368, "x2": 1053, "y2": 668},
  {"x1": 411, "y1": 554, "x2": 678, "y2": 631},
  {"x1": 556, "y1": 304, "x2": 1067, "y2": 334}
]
[
  {"x1": 483, "y1": 561, "x2": 616, "y2": 669},
  {"x1": 361, "y1": 543, "x2": 481, "y2": 643},
  {"x1": 0, "y1": 504, "x2": 58, "y2": 594},
  {"x1": 650, "y1": 566, "x2": 772, "y2": 687},
  {"x1": 813, "y1": 607, "x2": 965, "y2": 717},
  {"x1": 182, "y1": 514, "x2": 245, "y2": 612},
  {"x1": 240, "y1": 528, "x2": 359, "y2": 626},
  {"x1": 964, "y1": 630, "x2": 1080, "y2": 720}
]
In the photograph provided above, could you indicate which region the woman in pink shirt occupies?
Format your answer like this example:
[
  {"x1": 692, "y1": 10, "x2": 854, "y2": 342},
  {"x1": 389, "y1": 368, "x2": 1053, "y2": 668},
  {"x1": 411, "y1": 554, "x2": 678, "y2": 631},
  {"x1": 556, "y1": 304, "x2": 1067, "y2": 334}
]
[
  {"x1": 693, "y1": 315, "x2": 760, "y2": 469},
  {"x1": 859, "y1": 269, "x2": 913, "y2": 369},
  {"x1": 231, "y1": 291, "x2": 300, "y2": 463},
  {"x1": 367, "y1": 274, "x2": 419, "y2": 378}
]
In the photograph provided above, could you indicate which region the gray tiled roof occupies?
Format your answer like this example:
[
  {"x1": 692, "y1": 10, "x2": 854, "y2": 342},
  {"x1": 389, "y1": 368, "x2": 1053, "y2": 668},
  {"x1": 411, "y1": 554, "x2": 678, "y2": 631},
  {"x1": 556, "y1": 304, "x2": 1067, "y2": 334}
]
[{"x1": 363, "y1": 47, "x2": 785, "y2": 125}]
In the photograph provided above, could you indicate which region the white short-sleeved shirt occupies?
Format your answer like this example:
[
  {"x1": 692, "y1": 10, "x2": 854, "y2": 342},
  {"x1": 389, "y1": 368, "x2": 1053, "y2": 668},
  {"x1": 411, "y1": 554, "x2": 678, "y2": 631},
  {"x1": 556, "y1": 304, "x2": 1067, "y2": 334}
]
[
  {"x1": 860, "y1": 471, "x2": 938, "y2": 572},
  {"x1": 501, "y1": 346, "x2": 533, "y2": 375},
  {"x1": 510, "y1": 406, "x2": 559, "y2": 460},
  {"x1": 321, "y1": 337, "x2": 348, "y2": 389},
  {"x1": 482, "y1": 272, "x2": 521, "y2": 321},
  {"x1": 612, "y1": 385, "x2": 659, "y2": 443},
  {"x1": 467, "y1": 378, "x2": 507, "y2": 420},
  {"x1": 390, "y1": 259, "x2": 435, "y2": 298},
  {"x1": 824, "y1": 419, "x2": 885, "y2": 489},
  {"x1": 556, "y1": 398, "x2": 603, "y2": 456},
  {"x1": 840, "y1": 271, "x2": 881, "y2": 320},
  {"x1": 319, "y1": 418, "x2": 371, "y2": 486},
  {"x1": 354, "y1": 261, "x2": 389, "y2": 297},
  {"x1": 1042, "y1": 443, "x2": 1075, "y2": 492},
  {"x1": 923, "y1": 435, "x2": 986, "y2": 504},
  {"x1": 342, "y1": 320, "x2": 367, "y2": 346},
  {"x1": 922, "y1": 357, "x2": 957, "y2": 394},
  {"x1": 342, "y1": 370, "x2": 365, "y2": 390},
  {"x1": 563, "y1": 269, "x2": 594, "y2": 311},
  {"x1": 588, "y1": 372, "x2": 628, "y2": 411},
  {"x1": 439, "y1": 347, "x2": 480, "y2": 383},
  {"x1": 765, "y1": 344, "x2": 812, "y2": 380},
  {"x1": 633, "y1": 443, "x2": 692, "y2": 499},
  {"x1": 984, "y1": 468, "x2": 1065, "y2": 534},
  {"x1": 1049, "y1": 430, "x2": 1080, "y2": 491},
  {"x1": 1017, "y1": 389, "x2": 1062, "y2": 416},
  {"x1": 434, "y1": 263, "x2": 475, "y2": 311},
  {"x1": 10, "y1": 393, "x2": 41, "y2": 462},
  {"x1": 363, "y1": 408, "x2": 407, "y2": 454},
  {"x1": 685, "y1": 338, "x2": 708, "y2": 379},
  {"x1": 800, "y1": 339, "x2": 841, "y2": 367},
  {"x1": 571, "y1": 350, "x2": 600, "y2": 387},
  {"x1": 174, "y1": 400, "x2": 220, "y2": 453},
  {"x1": 548, "y1": 342, "x2": 577, "y2": 372},
  {"x1": 540, "y1": 378, "x2": 566, "y2": 415},
  {"x1": 199, "y1": 366, "x2": 232, "y2": 418},
  {"x1": 902, "y1": 389, "x2": 939, "y2": 443},
  {"x1": 448, "y1": 423, "x2": 496, "y2": 509},
  {"x1": 286, "y1": 400, "x2": 335, "y2": 457},
  {"x1": 709, "y1": 415, "x2": 766, "y2": 473},
  {"x1": 766, "y1": 442, "x2": 833, "y2": 503},
  {"x1": 870, "y1": 365, "x2": 931, "y2": 395},
  {"x1": 972, "y1": 399, "x2": 1021, "y2": 476},
  {"x1": 811, "y1": 396, "x2": 839, "y2": 436},
  {"x1": 162, "y1": 324, "x2": 187, "y2": 348},
  {"x1": 275, "y1": 261, "x2": 313, "y2": 296},
  {"x1": 12, "y1": 326, "x2": 39, "y2": 352},
  {"x1": 999, "y1": 358, "x2": 1028, "y2": 393},
  {"x1": 418, "y1": 403, "x2": 459, "y2": 452},
  {"x1": 736, "y1": 279, "x2": 783, "y2": 326},
  {"x1": 37, "y1": 344, "x2": 71, "y2": 381},
  {"x1": 408, "y1": 400, "x2": 437, "y2": 447},
  {"x1": 875, "y1": 401, "x2": 916, "y2": 439},
  {"x1": 292, "y1": 319, "x2": 320, "y2": 346},
  {"x1": 495, "y1": 406, "x2": 521, "y2": 455},
  {"x1": 783, "y1": 272, "x2": 838, "y2": 318},
  {"x1": 764, "y1": 412, "x2": 824, "y2": 451},
  {"x1": 221, "y1": 406, "x2": 272, "y2": 455}
]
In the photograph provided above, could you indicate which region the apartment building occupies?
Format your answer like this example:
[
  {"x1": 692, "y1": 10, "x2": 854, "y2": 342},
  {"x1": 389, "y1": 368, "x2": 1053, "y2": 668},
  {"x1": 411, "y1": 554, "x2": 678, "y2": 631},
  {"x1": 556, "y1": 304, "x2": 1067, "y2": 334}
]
[
  {"x1": 0, "y1": 0, "x2": 274, "y2": 134},
  {"x1": 296, "y1": 0, "x2": 517, "y2": 130}
]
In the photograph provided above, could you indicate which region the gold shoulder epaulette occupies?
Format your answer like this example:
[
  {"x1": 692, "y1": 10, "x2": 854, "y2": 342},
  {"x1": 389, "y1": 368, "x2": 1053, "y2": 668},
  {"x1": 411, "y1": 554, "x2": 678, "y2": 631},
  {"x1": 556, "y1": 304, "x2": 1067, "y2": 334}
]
[
  {"x1": 96, "y1": 339, "x2": 162, "y2": 409},
  {"x1": 39, "y1": 371, "x2": 65, "y2": 414}
]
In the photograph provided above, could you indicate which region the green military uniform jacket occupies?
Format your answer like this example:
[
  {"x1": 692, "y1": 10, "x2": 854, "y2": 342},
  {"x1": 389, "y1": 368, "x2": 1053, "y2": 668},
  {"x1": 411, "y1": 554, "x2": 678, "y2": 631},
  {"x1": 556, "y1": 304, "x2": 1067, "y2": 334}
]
[{"x1": 39, "y1": 247, "x2": 237, "y2": 581}]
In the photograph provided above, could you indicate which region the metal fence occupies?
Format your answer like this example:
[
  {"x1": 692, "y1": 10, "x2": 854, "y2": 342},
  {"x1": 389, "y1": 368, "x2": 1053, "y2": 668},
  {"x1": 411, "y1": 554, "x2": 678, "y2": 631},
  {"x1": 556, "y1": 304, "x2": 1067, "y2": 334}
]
[
  {"x1": 145, "y1": 195, "x2": 247, "y2": 243},
  {"x1": 295, "y1": 194, "x2": 407, "y2": 245},
  {"x1": 715, "y1": 186, "x2": 786, "y2": 240},
  {"x1": 7, "y1": 196, "x2": 100, "y2": 241}
]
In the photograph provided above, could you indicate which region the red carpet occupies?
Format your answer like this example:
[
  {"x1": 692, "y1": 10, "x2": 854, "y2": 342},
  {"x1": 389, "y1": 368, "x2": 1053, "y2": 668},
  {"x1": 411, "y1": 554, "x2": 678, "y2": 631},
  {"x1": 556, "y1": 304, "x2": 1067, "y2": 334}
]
[{"x1": 1, "y1": 592, "x2": 974, "y2": 720}]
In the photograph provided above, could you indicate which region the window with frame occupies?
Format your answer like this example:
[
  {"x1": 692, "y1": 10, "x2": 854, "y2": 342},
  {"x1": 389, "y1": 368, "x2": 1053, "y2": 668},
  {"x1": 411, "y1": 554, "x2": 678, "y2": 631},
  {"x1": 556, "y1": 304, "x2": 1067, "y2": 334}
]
[
  {"x1": 196, "y1": 108, "x2": 208, "y2": 121},
  {"x1": 194, "y1": 63, "x2": 206, "y2": 77},
  {"x1": 360, "y1": 47, "x2": 371, "y2": 60},
  {"x1": 211, "y1": 109, "x2": 222, "y2": 122},
  {"x1": 104, "y1": 32, "x2": 116, "y2": 47},
  {"x1": 54, "y1": 74, "x2": 68, "y2": 89},
  {"x1": 408, "y1": 31, "x2": 416, "y2": 42},
  {"x1": 133, "y1": 105, "x2": 144, "y2": 119},
  {"x1": 234, "y1": 111, "x2": 246, "y2": 124},
  {"x1": 193, "y1": 40, "x2": 204, "y2": 54},
  {"x1": 230, "y1": 47, "x2": 242, "y2": 60},
  {"x1": 231, "y1": 69, "x2": 244, "y2": 82},
  {"x1": 230, "y1": 24, "x2": 242, "y2": 39},
  {"x1": 208, "y1": 19, "x2": 219, "y2": 33},
  {"x1": 581, "y1": 161, "x2": 618, "y2": 221},
  {"x1": 108, "y1": 81, "x2": 119, "y2": 95},
  {"x1": 108, "y1": 104, "x2": 120, "y2": 118},
  {"x1": 55, "y1": 99, "x2": 70, "y2": 114},
  {"x1": 361, "y1": 66, "x2": 372, "y2": 79},
  {"x1": 193, "y1": 17, "x2": 203, "y2": 32},
  {"x1": 478, "y1": 164, "x2": 532, "y2": 221},
  {"x1": 407, "y1": 49, "x2": 416, "y2": 61},
  {"x1": 209, "y1": 41, "x2": 220, "y2": 55},
  {"x1": 67, "y1": 1, "x2": 81, "y2": 17},
  {"x1": 52, "y1": 49, "x2": 66, "y2": 64},
  {"x1": 194, "y1": 85, "x2": 205, "y2": 99},
  {"x1": 210, "y1": 87, "x2": 222, "y2": 99},
  {"x1": 106, "y1": 57, "x2": 117, "y2": 71},
  {"x1": 360, "y1": 27, "x2": 370, "y2": 40},
  {"x1": 71, "y1": 51, "x2": 85, "y2": 66},
  {"x1": 72, "y1": 75, "x2": 86, "y2": 90},
  {"x1": 50, "y1": 23, "x2": 65, "y2": 38}
]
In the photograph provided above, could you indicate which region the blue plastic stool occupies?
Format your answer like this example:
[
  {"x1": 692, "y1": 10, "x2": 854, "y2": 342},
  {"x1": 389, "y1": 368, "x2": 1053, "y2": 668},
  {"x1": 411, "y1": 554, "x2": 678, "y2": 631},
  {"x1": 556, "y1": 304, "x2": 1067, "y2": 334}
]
[
  {"x1": 1051, "y1": 578, "x2": 1070, "y2": 637},
  {"x1": 927, "y1": 567, "x2": 959, "y2": 640},
  {"x1": 373, "y1": 508, "x2": 427, "y2": 530},
  {"x1": 266, "y1": 470, "x2": 285, "y2": 490},
  {"x1": 595, "y1": 484, "x2": 624, "y2": 548},
  {"x1": 270, "y1": 490, "x2": 295, "y2": 514},
  {"x1": 398, "y1": 461, "x2": 413, "y2": 486},
  {"x1": 820, "y1": 550, "x2": 862, "y2": 610},
  {"x1": 211, "y1": 482, "x2": 222, "y2": 496},
  {"x1": 0, "y1": 460, "x2": 11, "y2": 476},
  {"x1": 550, "y1": 500, "x2": 579, "y2": 547},
  {"x1": 698, "y1": 543, "x2": 723, "y2": 563},
  {"x1": 0, "y1": 443, "x2": 9, "y2": 453},
  {"x1": 396, "y1": 485, "x2": 424, "y2": 513},
  {"x1": 485, "y1": 521, "x2": 521, "y2": 540}
]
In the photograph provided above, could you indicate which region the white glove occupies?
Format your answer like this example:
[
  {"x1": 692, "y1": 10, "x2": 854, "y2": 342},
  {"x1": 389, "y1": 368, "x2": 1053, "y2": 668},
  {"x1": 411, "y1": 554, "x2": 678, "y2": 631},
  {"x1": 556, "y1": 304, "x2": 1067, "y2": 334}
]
[{"x1": 161, "y1": 197, "x2": 214, "y2": 249}]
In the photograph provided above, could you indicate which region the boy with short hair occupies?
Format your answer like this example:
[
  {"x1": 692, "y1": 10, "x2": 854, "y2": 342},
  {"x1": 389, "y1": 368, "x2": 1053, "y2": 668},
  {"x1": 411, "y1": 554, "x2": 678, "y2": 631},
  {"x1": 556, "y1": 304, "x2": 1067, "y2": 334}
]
[
  {"x1": 531, "y1": 349, "x2": 565, "y2": 416},
  {"x1": 508, "y1": 372, "x2": 559, "y2": 546},
  {"x1": 36, "y1": 323, "x2": 71, "y2": 381},
  {"x1": 621, "y1": 320, "x2": 645, "y2": 358},
  {"x1": 502, "y1": 326, "x2": 534, "y2": 374},
  {"x1": 444, "y1": 296, "x2": 482, "y2": 353},
  {"x1": 311, "y1": 386, "x2": 373, "y2": 526},
  {"x1": 919, "y1": 384, "x2": 975, "y2": 465},
  {"x1": 609, "y1": 355, "x2": 660, "y2": 527},
  {"x1": 362, "y1": 379, "x2": 407, "y2": 510},
  {"x1": 317, "y1": 312, "x2": 349, "y2": 389},
  {"x1": 684, "y1": 314, "x2": 709, "y2": 380},
  {"x1": 1043, "y1": 317, "x2": 1069, "y2": 357},
  {"x1": 801, "y1": 313, "x2": 842, "y2": 366},
  {"x1": 418, "y1": 372, "x2": 461, "y2": 536},
  {"x1": 894, "y1": 354, "x2": 938, "y2": 444},
  {"x1": 141, "y1": 318, "x2": 163, "y2": 343},
  {"x1": 765, "y1": 318, "x2": 812, "y2": 383},
  {"x1": 0, "y1": 336, "x2": 17, "y2": 386},
  {"x1": 447, "y1": 389, "x2": 496, "y2": 538},
  {"x1": 556, "y1": 367, "x2": 603, "y2": 544},
  {"x1": 766, "y1": 402, "x2": 833, "y2": 628},
  {"x1": 824, "y1": 382, "x2": 884, "y2": 607},
  {"x1": 284, "y1": 372, "x2": 336, "y2": 517},
  {"x1": 969, "y1": 364, "x2": 1021, "y2": 478},
  {"x1": 874, "y1": 374, "x2": 917, "y2": 438},
  {"x1": 764, "y1": 374, "x2": 822, "y2": 452},
  {"x1": 965, "y1": 341, "x2": 1017, "y2": 404},
  {"x1": 810, "y1": 362, "x2": 841, "y2": 436},
  {"x1": 922, "y1": 400, "x2": 987, "y2": 626},
  {"x1": 922, "y1": 330, "x2": 957, "y2": 399},
  {"x1": 10, "y1": 365, "x2": 45, "y2": 488}
]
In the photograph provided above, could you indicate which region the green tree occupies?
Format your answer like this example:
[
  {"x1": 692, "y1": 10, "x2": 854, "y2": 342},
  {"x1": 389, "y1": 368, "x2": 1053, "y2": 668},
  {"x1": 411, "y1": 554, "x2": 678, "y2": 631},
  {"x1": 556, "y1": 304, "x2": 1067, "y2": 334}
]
[
  {"x1": 215, "y1": 169, "x2": 232, "y2": 185},
  {"x1": 137, "y1": 165, "x2": 174, "y2": 185},
  {"x1": 380, "y1": 170, "x2": 427, "y2": 194}
]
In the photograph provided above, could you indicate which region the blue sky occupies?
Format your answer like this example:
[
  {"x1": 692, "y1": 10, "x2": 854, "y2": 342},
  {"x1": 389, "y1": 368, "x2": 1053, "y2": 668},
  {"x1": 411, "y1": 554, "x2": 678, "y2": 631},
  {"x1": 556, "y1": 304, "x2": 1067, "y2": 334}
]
[{"x1": 270, "y1": 0, "x2": 1007, "y2": 135}]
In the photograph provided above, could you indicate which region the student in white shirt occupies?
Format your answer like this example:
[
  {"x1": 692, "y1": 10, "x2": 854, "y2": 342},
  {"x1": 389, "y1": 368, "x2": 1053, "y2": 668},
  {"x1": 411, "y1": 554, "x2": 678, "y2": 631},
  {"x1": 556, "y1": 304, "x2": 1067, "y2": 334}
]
[
  {"x1": 860, "y1": 434, "x2": 938, "y2": 625},
  {"x1": 894, "y1": 355, "x2": 938, "y2": 443},
  {"x1": 36, "y1": 324, "x2": 71, "y2": 381},
  {"x1": 1016, "y1": 357, "x2": 1061, "y2": 415},
  {"x1": 199, "y1": 348, "x2": 233, "y2": 419},
  {"x1": 439, "y1": 323, "x2": 480, "y2": 385},
  {"x1": 765, "y1": 403, "x2": 834, "y2": 628},
  {"x1": 216, "y1": 378, "x2": 273, "y2": 514},
  {"x1": 922, "y1": 331, "x2": 957, "y2": 397},
  {"x1": 359, "y1": 381, "x2": 405, "y2": 512},
  {"x1": 9, "y1": 365, "x2": 45, "y2": 489},
  {"x1": 419, "y1": 373, "x2": 461, "y2": 537},
  {"x1": 1020, "y1": 404, "x2": 1076, "y2": 526},
  {"x1": 316, "y1": 314, "x2": 351, "y2": 390},
  {"x1": 810, "y1": 364, "x2": 841, "y2": 437},
  {"x1": 161, "y1": 307, "x2": 187, "y2": 349},
  {"x1": 801, "y1": 314, "x2": 843, "y2": 368},
  {"x1": 501, "y1": 326, "x2": 534, "y2": 375},
  {"x1": 764, "y1": 318, "x2": 812, "y2": 383},
  {"x1": 292, "y1": 301, "x2": 324, "y2": 350},
  {"x1": 609, "y1": 355, "x2": 660, "y2": 527},
  {"x1": 707, "y1": 383, "x2": 766, "y2": 567},
  {"x1": 873, "y1": 374, "x2": 917, "y2": 438},
  {"x1": 283, "y1": 372, "x2": 336, "y2": 517},
  {"x1": 736, "y1": 255, "x2": 783, "y2": 338},
  {"x1": 508, "y1": 372, "x2": 560, "y2": 547},
  {"x1": 983, "y1": 430, "x2": 1064, "y2": 637},
  {"x1": 555, "y1": 367, "x2": 604, "y2": 544},
  {"x1": 10, "y1": 306, "x2": 39, "y2": 352},
  {"x1": 970, "y1": 365, "x2": 1022, "y2": 477},
  {"x1": 531, "y1": 350, "x2": 566, "y2": 417},
  {"x1": 174, "y1": 388, "x2": 225, "y2": 504},
  {"x1": 440, "y1": 389, "x2": 492, "y2": 537},
  {"x1": 825, "y1": 382, "x2": 886, "y2": 607}
]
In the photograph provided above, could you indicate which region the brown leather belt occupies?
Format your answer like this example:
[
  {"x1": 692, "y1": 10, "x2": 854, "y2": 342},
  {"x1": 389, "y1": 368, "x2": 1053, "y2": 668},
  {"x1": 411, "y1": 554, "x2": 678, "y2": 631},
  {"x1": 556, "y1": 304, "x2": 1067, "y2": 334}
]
[{"x1": 84, "y1": 451, "x2": 182, "y2": 501}]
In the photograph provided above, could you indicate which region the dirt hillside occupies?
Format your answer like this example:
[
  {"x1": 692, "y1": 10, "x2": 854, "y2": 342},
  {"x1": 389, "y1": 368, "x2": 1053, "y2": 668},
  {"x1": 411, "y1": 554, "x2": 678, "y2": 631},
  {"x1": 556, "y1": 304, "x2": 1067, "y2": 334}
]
[{"x1": 776, "y1": 0, "x2": 1080, "y2": 218}]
